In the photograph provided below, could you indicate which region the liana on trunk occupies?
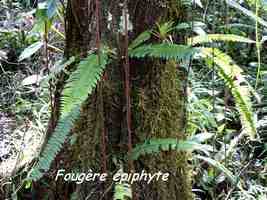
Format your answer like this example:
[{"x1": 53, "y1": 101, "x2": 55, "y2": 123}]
[{"x1": 27, "y1": 1, "x2": 193, "y2": 199}]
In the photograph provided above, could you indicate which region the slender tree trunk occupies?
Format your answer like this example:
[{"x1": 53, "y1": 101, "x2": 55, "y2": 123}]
[{"x1": 32, "y1": 1, "x2": 193, "y2": 199}]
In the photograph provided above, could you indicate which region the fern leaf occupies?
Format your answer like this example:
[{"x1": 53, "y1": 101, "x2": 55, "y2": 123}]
[
  {"x1": 226, "y1": 0, "x2": 267, "y2": 27},
  {"x1": 155, "y1": 21, "x2": 175, "y2": 39},
  {"x1": 130, "y1": 138, "x2": 212, "y2": 160},
  {"x1": 62, "y1": 52, "x2": 108, "y2": 116},
  {"x1": 19, "y1": 41, "x2": 44, "y2": 61},
  {"x1": 200, "y1": 48, "x2": 257, "y2": 139},
  {"x1": 195, "y1": 155, "x2": 238, "y2": 185},
  {"x1": 174, "y1": 22, "x2": 191, "y2": 30},
  {"x1": 188, "y1": 34, "x2": 255, "y2": 46},
  {"x1": 114, "y1": 183, "x2": 132, "y2": 200},
  {"x1": 29, "y1": 105, "x2": 80, "y2": 181},
  {"x1": 28, "y1": 52, "x2": 108, "y2": 181},
  {"x1": 129, "y1": 30, "x2": 151, "y2": 50},
  {"x1": 129, "y1": 43, "x2": 197, "y2": 61}
]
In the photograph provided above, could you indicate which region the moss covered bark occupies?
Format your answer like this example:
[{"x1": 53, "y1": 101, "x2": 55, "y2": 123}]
[
  {"x1": 28, "y1": 0, "x2": 193, "y2": 199},
  {"x1": 133, "y1": 60, "x2": 192, "y2": 199}
]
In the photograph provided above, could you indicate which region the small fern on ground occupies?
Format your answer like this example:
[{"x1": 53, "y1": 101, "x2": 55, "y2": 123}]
[{"x1": 28, "y1": 51, "x2": 108, "y2": 181}]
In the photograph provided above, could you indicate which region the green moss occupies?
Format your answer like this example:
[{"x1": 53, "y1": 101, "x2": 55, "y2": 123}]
[{"x1": 135, "y1": 60, "x2": 193, "y2": 200}]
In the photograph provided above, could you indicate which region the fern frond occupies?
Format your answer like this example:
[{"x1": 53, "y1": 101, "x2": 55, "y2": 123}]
[
  {"x1": 200, "y1": 48, "x2": 257, "y2": 139},
  {"x1": 195, "y1": 155, "x2": 238, "y2": 185},
  {"x1": 128, "y1": 30, "x2": 151, "y2": 50},
  {"x1": 130, "y1": 138, "x2": 212, "y2": 160},
  {"x1": 174, "y1": 22, "x2": 191, "y2": 30},
  {"x1": 114, "y1": 183, "x2": 132, "y2": 200},
  {"x1": 226, "y1": 0, "x2": 267, "y2": 27},
  {"x1": 29, "y1": 106, "x2": 80, "y2": 180},
  {"x1": 62, "y1": 52, "x2": 108, "y2": 116},
  {"x1": 129, "y1": 43, "x2": 197, "y2": 61},
  {"x1": 28, "y1": 52, "x2": 108, "y2": 181},
  {"x1": 188, "y1": 34, "x2": 255, "y2": 46}
]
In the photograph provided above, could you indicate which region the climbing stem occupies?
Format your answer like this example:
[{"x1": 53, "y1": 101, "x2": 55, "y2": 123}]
[{"x1": 255, "y1": 0, "x2": 261, "y2": 89}]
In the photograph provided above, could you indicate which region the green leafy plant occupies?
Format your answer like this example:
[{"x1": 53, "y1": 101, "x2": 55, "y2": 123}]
[
  {"x1": 114, "y1": 183, "x2": 132, "y2": 200},
  {"x1": 129, "y1": 28, "x2": 257, "y2": 139},
  {"x1": 129, "y1": 43, "x2": 197, "y2": 61},
  {"x1": 19, "y1": 41, "x2": 44, "y2": 61},
  {"x1": 128, "y1": 31, "x2": 152, "y2": 50},
  {"x1": 187, "y1": 34, "x2": 255, "y2": 45},
  {"x1": 28, "y1": 51, "x2": 108, "y2": 180},
  {"x1": 153, "y1": 21, "x2": 175, "y2": 40},
  {"x1": 195, "y1": 155, "x2": 239, "y2": 186},
  {"x1": 200, "y1": 48, "x2": 257, "y2": 139},
  {"x1": 131, "y1": 138, "x2": 212, "y2": 160}
]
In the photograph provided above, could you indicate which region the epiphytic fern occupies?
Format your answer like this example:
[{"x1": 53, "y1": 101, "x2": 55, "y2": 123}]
[
  {"x1": 131, "y1": 138, "x2": 212, "y2": 160},
  {"x1": 62, "y1": 52, "x2": 108, "y2": 115},
  {"x1": 200, "y1": 48, "x2": 257, "y2": 139},
  {"x1": 129, "y1": 43, "x2": 197, "y2": 61},
  {"x1": 128, "y1": 30, "x2": 152, "y2": 50},
  {"x1": 129, "y1": 30, "x2": 256, "y2": 139},
  {"x1": 29, "y1": 106, "x2": 81, "y2": 180},
  {"x1": 129, "y1": 29, "x2": 257, "y2": 148},
  {"x1": 29, "y1": 51, "x2": 108, "y2": 181},
  {"x1": 187, "y1": 34, "x2": 255, "y2": 46}
]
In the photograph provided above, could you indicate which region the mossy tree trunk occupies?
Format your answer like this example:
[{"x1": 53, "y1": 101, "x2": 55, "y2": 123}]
[{"x1": 32, "y1": 0, "x2": 193, "y2": 199}]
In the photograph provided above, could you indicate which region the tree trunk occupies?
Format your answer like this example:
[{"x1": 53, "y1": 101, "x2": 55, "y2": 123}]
[{"x1": 31, "y1": 1, "x2": 193, "y2": 199}]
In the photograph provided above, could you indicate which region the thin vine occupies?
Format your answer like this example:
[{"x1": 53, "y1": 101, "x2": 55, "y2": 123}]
[
  {"x1": 95, "y1": 0, "x2": 107, "y2": 187},
  {"x1": 255, "y1": 0, "x2": 261, "y2": 89},
  {"x1": 123, "y1": 1, "x2": 136, "y2": 199}
]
